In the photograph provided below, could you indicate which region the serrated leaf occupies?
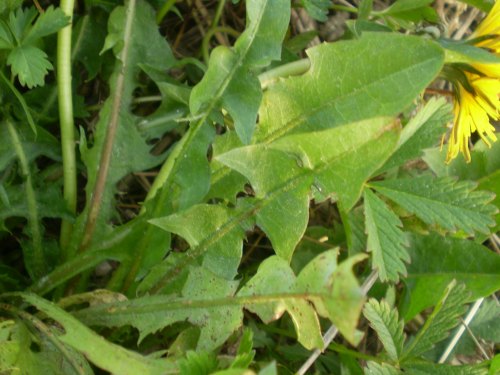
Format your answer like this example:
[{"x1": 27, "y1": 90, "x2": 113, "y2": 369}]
[
  {"x1": 7, "y1": 6, "x2": 37, "y2": 41},
  {"x1": 401, "y1": 233, "x2": 500, "y2": 321},
  {"x1": 231, "y1": 329, "x2": 255, "y2": 369},
  {"x1": 402, "y1": 361, "x2": 488, "y2": 375},
  {"x1": 402, "y1": 281, "x2": 469, "y2": 359},
  {"x1": 16, "y1": 293, "x2": 177, "y2": 375},
  {"x1": 7, "y1": 45, "x2": 52, "y2": 88},
  {"x1": 23, "y1": 5, "x2": 69, "y2": 44},
  {"x1": 380, "y1": 97, "x2": 452, "y2": 171},
  {"x1": 0, "y1": 21, "x2": 14, "y2": 48},
  {"x1": 190, "y1": 0, "x2": 290, "y2": 144},
  {"x1": 254, "y1": 32, "x2": 444, "y2": 143},
  {"x1": 301, "y1": 0, "x2": 332, "y2": 22},
  {"x1": 0, "y1": 0, "x2": 23, "y2": 15},
  {"x1": 179, "y1": 351, "x2": 218, "y2": 375},
  {"x1": 364, "y1": 189, "x2": 409, "y2": 282},
  {"x1": 218, "y1": 117, "x2": 399, "y2": 261},
  {"x1": 76, "y1": 266, "x2": 242, "y2": 351},
  {"x1": 365, "y1": 362, "x2": 402, "y2": 375},
  {"x1": 72, "y1": 0, "x2": 175, "y2": 251},
  {"x1": 364, "y1": 299, "x2": 405, "y2": 362},
  {"x1": 371, "y1": 176, "x2": 497, "y2": 235}
]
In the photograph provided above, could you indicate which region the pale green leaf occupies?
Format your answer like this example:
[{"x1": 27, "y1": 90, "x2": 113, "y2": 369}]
[
  {"x1": 218, "y1": 117, "x2": 399, "y2": 261},
  {"x1": 363, "y1": 299, "x2": 405, "y2": 362},
  {"x1": 7, "y1": 45, "x2": 52, "y2": 88},
  {"x1": 190, "y1": 0, "x2": 290, "y2": 144},
  {"x1": 296, "y1": 251, "x2": 368, "y2": 345},
  {"x1": 403, "y1": 281, "x2": 469, "y2": 359},
  {"x1": 401, "y1": 233, "x2": 500, "y2": 321},
  {"x1": 255, "y1": 32, "x2": 444, "y2": 143},
  {"x1": 237, "y1": 256, "x2": 324, "y2": 350},
  {"x1": 364, "y1": 189, "x2": 409, "y2": 282},
  {"x1": 371, "y1": 176, "x2": 497, "y2": 235},
  {"x1": 17, "y1": 293, "x2": 177, "y2": 375},
  {"x1": 23, "y1": 5, "x2": 69, "y2": 44}
]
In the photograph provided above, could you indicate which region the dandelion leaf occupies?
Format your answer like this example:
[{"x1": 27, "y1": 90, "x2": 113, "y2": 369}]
[{"x1": 190, "y1": 0, "x2": 290, "y2": 144}]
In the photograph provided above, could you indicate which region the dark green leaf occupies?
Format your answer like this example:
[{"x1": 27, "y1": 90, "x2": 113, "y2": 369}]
[
  {"x1": 301, "y1": 0, "x2": 332, "y2": 22},
  {"x1": 363, "y1": 299, "x2": 405, "y2": 361},
  {"x1": 23, "y1": 6, "x2": 69, "y2": 44},
  {"x1": 371, "y1": 176, "x2": 497, "y2": 235},
  {"x1": 150, "y1": 204, "x2": 246, "y2": 280},
  {"x1": 402, "y1": 281, "x2": 469, "y2": 359},
  {"x1": 364, "y1": 189, "x2": 409, "y2": 282},
  {"x1": 7, "y1": 45, "x2": 52, "y2": 88},
  {"x1": 402, "y1": 233, "x2": 500, "y2": 321}
]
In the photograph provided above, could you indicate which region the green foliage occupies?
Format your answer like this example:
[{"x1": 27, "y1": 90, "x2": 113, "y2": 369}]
[
  {"x1": 364, "y1": 189, "x2": 409, "y2": 282},
  {"x1": 0, "y1": 0, "x2": 498, "y2": 373},
  {"x1": 402, "y1": 233, "x2": 500, "y2": 320},
  {"x1": 363, "y1": 299, "x2": 405, "y2": 362},
  {"x1": 402, "y1": 281, "x2": 469, "y2": 359},
  {"x1": 370, "y1": 176, "x2": 497, "y2": 234},
  {"x1": 0, "y1": 6, "x2": 69, "y2": 88}
]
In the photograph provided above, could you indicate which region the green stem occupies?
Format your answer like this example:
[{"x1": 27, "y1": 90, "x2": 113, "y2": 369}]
[
  {"x1": 201, "y1": 26, "x2": 240, "y2": 64},
  {"x1": 6, "y1": 118, "x2": 46, "y2": 278},
  {"x1": 57, "y1": 0, "x2": 77, "y2": 253},
  {"x1": 330, "y1": 4, "x2": 358, "y2": 13},
  {"x1": 258, "y1": 58, "x2": 310, "y2": 89},
  {"x1": 211, "y1": 0, "x2": 226, "y2": 29},
  {"x1": 156, "y1": 0, "x2": 177, "y2": 24}
]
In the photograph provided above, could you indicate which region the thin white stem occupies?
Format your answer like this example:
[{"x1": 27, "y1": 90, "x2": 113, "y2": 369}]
[
  {"x1": 296, "y1": 270, "x2": 379, "y2": 375},
  {"x1": 438, "y1": 297, "x2": 485, "y2": 363}
]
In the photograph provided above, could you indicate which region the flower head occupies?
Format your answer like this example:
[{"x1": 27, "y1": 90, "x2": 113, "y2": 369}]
[{"x1": 446, "y1": 1, "x2": 500, "y2": 163}]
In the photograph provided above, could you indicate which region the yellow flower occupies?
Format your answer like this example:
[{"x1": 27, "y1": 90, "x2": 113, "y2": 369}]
[{"x1": 446, "y1": 1, "x2": 500, "y2": 163}]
